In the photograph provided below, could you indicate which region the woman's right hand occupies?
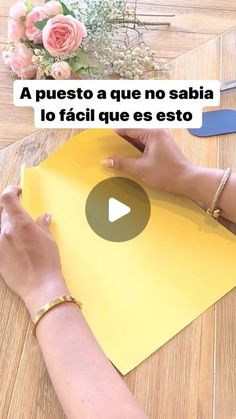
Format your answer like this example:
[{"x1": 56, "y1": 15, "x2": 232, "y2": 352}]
[
  {"x1": 102, "y1": 129, "x2": 236, "y2": 224},
  {"x1": 102, "y1": 129, "x2": 195, "y2": 196},
  {"x1": 0, "y1": 185, "x2": 68, "y2": 315}
]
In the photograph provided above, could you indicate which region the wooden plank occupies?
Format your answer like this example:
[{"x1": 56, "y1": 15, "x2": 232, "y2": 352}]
[
  {"x1": 136, "y1": 5, "x2": 236, "y2": 35},
  {"x1": 124, "y1": 309, "x2": 215, "y2": 419},
  {"x1": 214, "y1": 290, "x2": 236, "y2": 419},
  {"x1": 7, "y1": 325, "x2": 66, "y2": 419},
  {"x1": 143, "y1": 30, "x2": 212, "y2": 58},
  {"x1": 135, "y1": 3, "x2": 236, "y2": 18},
  {"x1": 215, "y1": 28, "x2": 236, "y2": 419},
  {"x1": 0, "y1": 104, "x2": 35, "y2": 150},
  {"x1": 0, "y1": 17, "x2": 8, "y2": 43},
  {"x1": 0, "y1": 288, "x2": 29, "y2": 418},
  {"x1": 134, "y1": 0, "x2": 236, "y2": 11},
  {"x1": 0, "y1": 90, "x2": 13, "y2": 105},
  {"x1": 0, "y1": 5, "x2": 10, "y2": 17}
]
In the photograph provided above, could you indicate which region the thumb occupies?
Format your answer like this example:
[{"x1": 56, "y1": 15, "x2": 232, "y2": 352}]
[
  {"x1": 101, "y1": 156, "x2": 140, "y2": 177},
  {"x1": 36, "y1": 213, "x2": 52, "y2": 230}
]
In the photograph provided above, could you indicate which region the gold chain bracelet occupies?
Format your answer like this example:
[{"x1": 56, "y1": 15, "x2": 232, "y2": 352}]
[
  {"x1": 207, "y1": 168, "x2": 231, "y2": 219},
  {"x1": 32, "y1": 295, "x2": 82, "y2": 336}
]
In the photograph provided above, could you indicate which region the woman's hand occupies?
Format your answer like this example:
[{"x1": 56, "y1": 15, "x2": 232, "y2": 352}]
[
  {"x1": 0, "y1": 186, "x2": 147, "y2": 419},
  {"x1": 102, "y1": 129, "x2": 236, "y2": 223},
  {"x1": 102, "y1": 129, "x2": 195, "y2": 196},
  {"x1": 0, "y1": 185, "x2": 68, "y2": 315}
]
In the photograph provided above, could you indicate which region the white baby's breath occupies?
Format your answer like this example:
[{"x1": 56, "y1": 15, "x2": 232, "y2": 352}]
[{"x1": 66, "y1": 0, "x2": 167, "y2": 79}]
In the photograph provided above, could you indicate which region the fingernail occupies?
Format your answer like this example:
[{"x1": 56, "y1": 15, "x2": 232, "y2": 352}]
[
  {"x1": 101, "y1": 159, "x2": 114, "y2": 168},
  {"x1": 44, "y1": 213, "x2": 52, "y2": 225}
]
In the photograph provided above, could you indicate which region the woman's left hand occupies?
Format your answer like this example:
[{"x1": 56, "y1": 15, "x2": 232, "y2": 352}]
[{"x1": 0, "y1": 185, "x2": 68, "y2": 314}]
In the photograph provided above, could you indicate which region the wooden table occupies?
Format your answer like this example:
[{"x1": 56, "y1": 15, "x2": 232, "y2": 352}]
[
  {"x1": 1, "y1": 0, "x2": 236, "y2": 148},
  {"x1": 0, "y1": 27, "x2": 236, "y2": 419}
]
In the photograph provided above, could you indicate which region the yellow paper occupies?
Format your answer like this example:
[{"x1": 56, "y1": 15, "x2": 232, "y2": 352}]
[{"x1": 22, "y1": 129, "x2": 236, "y2": 374}]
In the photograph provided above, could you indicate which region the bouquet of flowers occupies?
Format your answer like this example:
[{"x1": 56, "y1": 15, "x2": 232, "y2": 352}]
[{"x1": 2, "y1": 0, "x2": 170, "y2": 80}]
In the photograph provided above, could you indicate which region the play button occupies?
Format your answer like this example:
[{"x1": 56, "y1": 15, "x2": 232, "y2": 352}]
[
  {"x1": 85, "y1": 177, "x2": 151, "y2": 242},
  {"x1": 108, "y1": 198, "x2": 131, "y2": 223}
]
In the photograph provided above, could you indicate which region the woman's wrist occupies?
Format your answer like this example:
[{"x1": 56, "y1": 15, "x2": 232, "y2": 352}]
[
  {"x1": 180, "y1": 166, "x2": 224, "y2": 209},
  {"x1": 24, "y1": 274, "x2": 70, "y2": 317}
]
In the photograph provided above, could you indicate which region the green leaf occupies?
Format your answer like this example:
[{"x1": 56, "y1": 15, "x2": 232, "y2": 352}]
[
  {"x1": 76, "y1": 50, "x2": 90, "y2": 67},
  {"x1": 76, "y1": 68, "x2": 86, "y2": 76},
  {"x1": 34, "y1": 18, "x2": 49, "y2": 31},
  {"x1": 88, "y1": 66, "x2": 101, "y2": 77},
  {"x1": 60, "y1": 2, "x2": 76, "y2": 18},
  {"x1": 70, "y1": 60, "x2": 86, "y2": 73},
  {"x1": 70, "y1": 50, "x2": 95, "y2": 76}
]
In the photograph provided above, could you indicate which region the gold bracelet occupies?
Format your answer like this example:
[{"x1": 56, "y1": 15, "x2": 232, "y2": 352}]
[
  {"x1": 207, "y1": 168, "x2": 231, "y2": 219},
  {"x1": 32, "y1": 295, "x2": 82, "y2": 336}
]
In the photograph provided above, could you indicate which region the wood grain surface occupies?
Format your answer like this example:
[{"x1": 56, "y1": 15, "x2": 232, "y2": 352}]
[
  {"x1": 0, "y1": 26, "x2": 236, "y2": 419},
  {"x1": 0, "y1": 0, "x2": 236, "y2": 148}
]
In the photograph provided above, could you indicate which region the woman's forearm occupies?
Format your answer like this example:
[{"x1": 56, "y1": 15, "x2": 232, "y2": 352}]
[
  {"x1": 181, "y1": 167, "x2": 236, "y2": 223},
  {"x1": 26, "y1": 276, "x2": 147, "y2": 419}
]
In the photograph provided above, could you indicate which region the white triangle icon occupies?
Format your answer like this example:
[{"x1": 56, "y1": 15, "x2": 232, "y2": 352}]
[{"x1": 108, "y1": 198, "x2": 131, "y2": 223}]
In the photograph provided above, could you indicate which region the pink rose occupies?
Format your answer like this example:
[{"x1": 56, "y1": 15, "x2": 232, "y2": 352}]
[
  {"x1": 8, "y1": 19, "x2": 26, "y2": 42},
  {"x1": 44, "y1": 0, "x2": 62, "y2": 16},
  {"x1": 42, "y1": 14, "x2": 87, "y2": 57},
  {"x1": 25, "y1": 6, "x2": 46, "y2": 44},
  {"x1": 9, "y1": 1, "x2": 27, "y2": 20},
  {"x1": 10, "y1": 43, "x2": 36, "y2": 79},
  {"x1": 51, "y1": 61, "x2": 71, "y2": 79}
]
